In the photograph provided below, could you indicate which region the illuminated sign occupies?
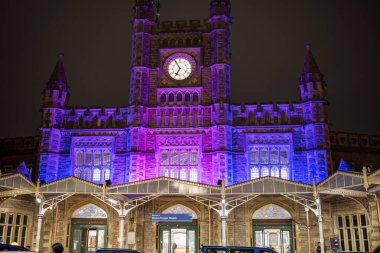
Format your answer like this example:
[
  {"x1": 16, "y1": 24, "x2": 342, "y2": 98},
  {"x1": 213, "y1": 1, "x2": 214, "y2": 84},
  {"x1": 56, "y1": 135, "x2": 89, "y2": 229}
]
[{"x1": 152, "y1": 213, "x2": 192, "y2": 222}]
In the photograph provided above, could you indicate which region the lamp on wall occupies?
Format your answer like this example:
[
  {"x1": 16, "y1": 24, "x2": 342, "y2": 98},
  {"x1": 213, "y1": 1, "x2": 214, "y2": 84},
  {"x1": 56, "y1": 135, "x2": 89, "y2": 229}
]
[
  {"x1": 217, "y1": 179, "x2": 223, "y2": 186},
  {"x1": 105, "y1": 179, "x2": 112, "y2": 186}
]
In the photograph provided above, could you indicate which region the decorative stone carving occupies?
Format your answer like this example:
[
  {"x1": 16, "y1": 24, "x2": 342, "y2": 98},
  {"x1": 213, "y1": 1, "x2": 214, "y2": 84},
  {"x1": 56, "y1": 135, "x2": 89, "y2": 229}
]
[
  {"x1": 247, "y1": 133, "x2": 292, "y2": 145},
  {"x1": 72, "y1": 136, "x2": 114, "y2": 148},
  {"x1": 157, "y1": 135, "x2": 201, "y2": 146},
  {"x1": 72, "y1": 204, "x2": 107, "y2": 219},
  {"x1": 162, "y1": 204, "x2": 198, "y2": 219},
  {"x1": 252, "y1": 204, "x2": 291, "y2": 219}
]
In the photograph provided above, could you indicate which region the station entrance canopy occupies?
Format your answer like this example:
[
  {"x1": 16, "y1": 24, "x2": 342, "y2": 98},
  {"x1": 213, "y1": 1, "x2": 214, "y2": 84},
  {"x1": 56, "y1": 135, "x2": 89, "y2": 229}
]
[{"x1": 0, "y1": 169, "x2": 379, "y2": 253}]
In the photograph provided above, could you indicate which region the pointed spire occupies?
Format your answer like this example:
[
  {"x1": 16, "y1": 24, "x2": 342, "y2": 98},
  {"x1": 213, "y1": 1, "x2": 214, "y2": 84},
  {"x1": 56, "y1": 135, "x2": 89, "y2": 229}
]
[
  {"x1": 47, "y1": 53, "x2": 67, "y2": 88},
  {"x1": 302, "y1": 43, "x2": 320, "y2": 74},
  {"x1": 209, "y1": 0, "x2": 231, "y2": 18},
  {"x1": 300, "y1": 43, "x2": 323, "y2": 84}
]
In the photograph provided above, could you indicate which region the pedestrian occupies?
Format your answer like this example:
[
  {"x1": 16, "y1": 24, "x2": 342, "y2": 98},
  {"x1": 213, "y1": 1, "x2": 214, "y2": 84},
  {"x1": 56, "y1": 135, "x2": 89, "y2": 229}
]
[
  {"x1": 52, "y1": 242, "x2": 64, "y2": 253},
  {"x1": 316, "y1": 242, "x2": 321, "y2": 253},
  {"x1": 172, "y1": 241, "x2": 177, "y2": 253}
]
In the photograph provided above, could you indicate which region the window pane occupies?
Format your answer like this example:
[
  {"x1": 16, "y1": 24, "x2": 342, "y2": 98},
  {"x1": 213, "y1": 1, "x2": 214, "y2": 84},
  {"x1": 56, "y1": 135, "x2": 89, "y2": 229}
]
[
  {"x1": 250, "y1": 149, "x2": 258, "y2": 164},
  {"x1": 338, "y1": 216, "x2": 343, "y2": 228},
  {"x1": 180, "y1": 170, "x2": 188, "y2": 180},
  {"x1": 23, "y1": 216, "x2": 28, "y2": 226},
  {"x1": 162, "y1": 169, "x2": 169, "y2": 177},
  {"x1": 280, "y1": 148, "x2": 289, "y2": 164},
  {"x1": 171, "y1": 169, "x2": 178, "y2": 179},
  {"x1": 93, "y1": 169, "x2": 101, "y2": 181},
  {"x1": 262, "y1": 167, "x2": 269, "y2": 177},
  {"x1": 94, "y1": 151, "x2": 101, "y2": 166},
  {"x1": 345, "y1": 216, "x2": 350, "y2": 227},
  {"x1": 270, "y1": 148, "x2": 278, "y2": 164},
  {"x1": 360, "y1": 215, "x2": 366, "y2": 226},
  {"x1": 6, "y1": 226, "x2": 12, "y2": 244},
  {"x1": 14, "y1": 227, "x2": 20, "y2": 243},
  {"x1": 339, "y1": 229, "x2": 345, "y2": 251},
  {"x1": 271, "y1": 167, "x2": 279, "y2": 177},
  {"x1": 84, "y1": 169, "x2": 91, "y2": 181},
  {"x1": 103, "y1": 151, "x2": 111, "y2": 166},
  {"x1": 0, "y1": 226, "x2": 4, "y2": 244},
  {"x1": 85, "y1": 151, "x2": 92, "y2": 166},
  {"x1": 347, "y1": 229, "x2": 352, "y2": 251},
  {"x1": 260, "y1": 148, "x2": 268, "y2": 164},
  {"x1": 74, "y1": 169, "x2": 82, "y2": 178},
  {"x1": 180, "y1": 151, "x2": 188, "y2": 165},
  {"x1": 21, "y1": 227, "x2": 27, "y2": 246},
  {"x1": 16, "y1": 215, "x2": 21, "y2": 225},
  {"x1": 161, "y1": 151, "x2": 169, "y2": 165},
  {"x1": 281, "y1": 167, "x2": 289, "y2": 180},
  {"x1": 8, "y1": 213, "x2": 14, "y2": 224},
  {"x1": 104, "y1": 169, "x2": 110, "y2": 180},
  {"x1": 171, "y1": 151, "x2": 178, "y2": 165},
  {"x1": 190, "y1": 151, "x2": 198, "y2": 165},
  {"x1": 75, "y1": 151, "x2": 83, "y2": 166},
  {"x1": 189, "y1": 169, "x2": 198, "y2": 182},
  {"x1": 0, "y1": 213, "x2": 5, "y2": 224},
  {"x1": 353, "y1": 215, "x2": 358, "y2": 227},
  {"x1": 251, "y1": 167, "x2": 259, "y2": 179}
]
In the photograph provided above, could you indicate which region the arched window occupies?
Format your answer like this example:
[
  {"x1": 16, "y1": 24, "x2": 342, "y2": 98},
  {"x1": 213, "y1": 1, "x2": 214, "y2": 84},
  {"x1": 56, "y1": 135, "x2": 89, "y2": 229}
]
[
  {"x1": 103, "y1": 151, "x2": 111, "y2": 166},
  {"x1": 281, "y1": 167, "x2": 289, "y2": 180},
  {"x1": 75, "y1": 151, "x2": 83, "y2": 166},
  {"x1": 83, "y1": 169, "x2": 91, "y2": 181},
  {"x1": 180, "y1": 170, "x2": 188, "y2": 180},
  {"x1": 193, "y1": 38, "x2": 200, "y2": 46},
  {"x1": 177, "y1": 93, "x2": 182, "y2": 104},
  {"x1": 260, "y1": 148, "x2": 268, "y2": 164},
  {"x1": 169, "y1": 39, "x2": 176, "y2": 47},
  {"x1": 104, "y1": 169, "x2": 110, "y2": 180},
  {"x1": 190, "y1": 150, "x2": 198, "y2": 165},
  {"x1": 94, "y1": 151, "x2": 101, "y2": 166},
  {"x1": 85, "y1": 151, "x2": 92, "y2": 166},
  {"x1": 171, "y1": 169, "x2": 178, "y2": 179},
  {"x1": 271, "y1": 167, "x2": 279, "y2": 178},
  {"x1": 189, "y1": 168, "x2": 198, "y2": 182},
  {"x1": 280, "y1": 148, "x2": 289, "y2": 164},
  {"x1": 161, "y1": 169, "x2": 169, "y2": 177},
  {"x1": 160, "y1": 94, "x2": 166, "y2": 104},
  {"x1": 161, "y1": 151, "x2": 169, "y2": 165},
  {"x1": 169, "y1": 93, "x2": 174, "y2": 103},
  {"x1": 250, "y1": 148, "x2": 258, "y2": 164},
  {"x1": 185, "y1": 38, "x2": 192, "y2": 47},
  {"x1": 180, "y1": 150, "x2": 188, "y2": 165},
  {"x1": 171, "y1": 151, "x2": 178, "y2": 165},
  {"x1": 270, "y1": 148, "x2": 278, "y2": 164},
  {"x1": 193, "y1": 93, "x2": 199, "y2": 105},
  {"x1": 251, "y1": 167, "x2": 259, "y2": 179},
  {"x1": 93, "y1": 169, "x2": 101, "y2": 181},
  {"x1": 74, "y1": 169, "x2": 82, "y2": 178},
  {"x1": 185, "y1": 93, "x2": 190, "y2": 105},
  {"x1": 261, "y1": 167, "x2": 269, "y2": 177}
]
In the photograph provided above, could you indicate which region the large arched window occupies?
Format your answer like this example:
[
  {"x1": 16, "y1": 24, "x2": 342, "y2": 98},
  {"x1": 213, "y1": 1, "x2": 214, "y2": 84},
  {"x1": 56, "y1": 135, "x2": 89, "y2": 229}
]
[
  {"x1": 74, "y1": 169, "x2": 82, "y2": 178},
  {"x1": 281, "y1": 167, "x2": 289, "y2": 180},
  {"x1": 252, "y1": 204, "x2": 291, "y2": 219},
  {"x1": 251, "y1": 167, "x2": 259, "y2": 179},
  {"x1": 190, "y1": 150, "x2": 198, "y2": 165},
  {"x1": 180, "y1": 151, "x2": 188, "y2": 165},
  {"x1": 93, "y1": 169, "x2": 101, "y2": 182},
  {"x1": 85, "y1": 151, "x2": 92, "y2": 166},
  {"x1": 94, "y1": 151, "x2": 101, "y2": 166},
  {"x1": 270, "y1": 148, "x2": 278, "y2": 164},
  {"x1": 104, "y1": 169, "x2": 110, "y2": 180},
  {"x1": 280, "y1": 148, "x2": 289, "y2": 164},
  {"x1": 171, "y1": 169, "x2": 178, "y2": 179},
  {"x1": 261, "y1": 167, "x2": 269, "y2": 177},
  {"x1": 72, "y1": 204, "x2": 107, "y2": 219},
  {"x1": 250, "y1": 148, "x2": 258, "y2": 164},
  {"x1": 180, "y1": 170, "x2": 188, "y2": 180},
  {"x1": 103, "y1": 151, "x2": 111, "y2": 166},
  {"x1": 260, "y1": 148, "x2": 268, "y2": 164},
  {"x1": 161, "y1": 151, "x2": 169, "y2": 165},
  {"x1": 75, "y1": 151, "x2": 83, "y2": 166},
  {"x1": 271, "y1": 167, "x2": 279, "y2": 178},
  {"x1": 189, "y1": 169, "x2": 198, "y2": 182},
  {"x1": 83, "y1": 169, "x2": 91, "y2": 181},
  {"x1": 171, "y1": 151, "x2": 178, "y2": 165}
]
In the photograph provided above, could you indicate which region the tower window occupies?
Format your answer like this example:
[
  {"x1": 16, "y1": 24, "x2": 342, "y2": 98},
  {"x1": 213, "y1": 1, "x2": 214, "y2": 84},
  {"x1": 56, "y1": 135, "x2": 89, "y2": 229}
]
[{"x1": 74, "y1": 149, "x2": 112, "y2": 183}]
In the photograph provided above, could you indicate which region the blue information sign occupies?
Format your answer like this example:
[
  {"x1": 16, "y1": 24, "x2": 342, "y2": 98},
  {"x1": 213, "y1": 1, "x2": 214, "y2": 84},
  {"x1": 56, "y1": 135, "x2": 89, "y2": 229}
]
[{"x1": 152, "y1": 213, "x2": 192, "y2": 222}]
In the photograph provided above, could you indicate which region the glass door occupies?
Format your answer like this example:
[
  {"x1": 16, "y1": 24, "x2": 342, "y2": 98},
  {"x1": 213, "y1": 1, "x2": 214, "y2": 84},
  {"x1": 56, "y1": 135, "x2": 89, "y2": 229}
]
[
  {"x1": 160, "y1": 226, "x2": 197, "y2": 253},
  {"x1": 70, "y1": 224, "x2": 107, "y2": 253},
  {"x1": 254, "y1": 225, "x2": 292, "y2": 253}
]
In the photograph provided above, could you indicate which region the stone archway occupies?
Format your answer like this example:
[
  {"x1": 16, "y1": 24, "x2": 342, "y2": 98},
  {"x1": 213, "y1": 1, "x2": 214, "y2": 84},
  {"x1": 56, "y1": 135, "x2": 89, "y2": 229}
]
[
  {"x1": 252, "y1": 204, "x2": 292, "y2": 220},
  {"x1": 162, "y1": 204, "x2": 199, "y2": 219}
]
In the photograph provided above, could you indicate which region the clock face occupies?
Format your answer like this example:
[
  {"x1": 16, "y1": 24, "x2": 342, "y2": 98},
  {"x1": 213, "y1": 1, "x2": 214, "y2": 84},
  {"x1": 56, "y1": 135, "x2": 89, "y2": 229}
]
[{"x1": 168, "y1": 58, "x2": 192, "y2": 80}]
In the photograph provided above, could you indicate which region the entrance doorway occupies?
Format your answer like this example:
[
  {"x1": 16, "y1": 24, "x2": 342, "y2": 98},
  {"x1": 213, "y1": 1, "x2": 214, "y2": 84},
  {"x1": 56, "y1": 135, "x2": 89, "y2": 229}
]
[
  {"x1": 254, "y1": 225, "x2": 292, "y2": 253},
  {"x1": 160, "y1": 225, "x2": 197, "y2": 253},
  {"x1": 70, "y1": 224, "x2": 107, "y2": 253}
]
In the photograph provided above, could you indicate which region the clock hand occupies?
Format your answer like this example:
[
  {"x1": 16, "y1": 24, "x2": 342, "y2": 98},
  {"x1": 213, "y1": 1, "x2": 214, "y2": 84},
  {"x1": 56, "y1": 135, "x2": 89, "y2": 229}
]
[{"x1": 175, "y1": 60, "x2": 180, "y2": 69}]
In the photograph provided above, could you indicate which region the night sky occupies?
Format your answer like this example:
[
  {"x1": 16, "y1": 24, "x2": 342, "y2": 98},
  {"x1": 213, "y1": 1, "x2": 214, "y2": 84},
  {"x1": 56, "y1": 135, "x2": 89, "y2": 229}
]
[{"x1": 0, "y1": 0, "x2": 379, "y2": 138}]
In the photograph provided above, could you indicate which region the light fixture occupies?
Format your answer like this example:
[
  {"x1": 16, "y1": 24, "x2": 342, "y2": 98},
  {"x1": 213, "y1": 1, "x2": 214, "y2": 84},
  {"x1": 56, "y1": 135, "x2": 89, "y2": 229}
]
[
  {"x1": 221, "y1": 199, "x2": 226, "y2": 204},
  {"x1": 108, "y1": 198, "x2": 119, "y2": 205},
  {"x1": 36, "y1": 195, "x2": 42, "y2": 203}
]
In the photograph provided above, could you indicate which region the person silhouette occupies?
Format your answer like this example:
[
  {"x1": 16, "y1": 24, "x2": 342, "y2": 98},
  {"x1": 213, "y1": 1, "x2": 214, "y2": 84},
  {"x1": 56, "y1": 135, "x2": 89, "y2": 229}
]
[{"x1": 52, "y1": 242, "x2": 64, "y2": 253}]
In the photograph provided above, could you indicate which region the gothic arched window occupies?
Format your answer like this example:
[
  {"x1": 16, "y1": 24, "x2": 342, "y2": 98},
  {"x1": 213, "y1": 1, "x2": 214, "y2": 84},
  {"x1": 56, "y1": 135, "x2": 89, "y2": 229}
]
[
  {"x1": 169, "y1": 93, "x2": 174, "y2": 103},
  {"x1": 260, "y1": 148, "x2": 268, "y2": 164},
  {"x1": 74, "y1": 169, "x2": 82, "y2": 178},
  {"x1": 83, "y1": 169, "x2": 91, "y2": 181},
  {"x1": 180, "y1": 170, "x2": 187, "y2": 180},
  {"x1": 180, "y1": 150, "x2": 188, "y2": 165},
  {"x1": 103, "y1": 151, "x2": 111, "y2": 166},
  {"x1": 93, "y1": 169, "x2": 101, "y2": 182},
  {"x1": 161, "y1": 151, "x2": 169, "y2": 165},
  {"x1": 270, "y1": 148, "x2": 278, "y2": 164},
  {"x1": 189, "y1": 168, "x2": 198, "y2": 182},
  {"x1": 250, "y1": 148, "x2": 259, "y2": 164},
  {"x1": 171, "y1": 169, "x2": 178, "y2": 179},
  {"x1": 261, "y1": 167, "x2": 269, "y2": 177},
  {"x1": 251, "y1": 167, "x2": 259, "y2": 179},
  {"x1": 162, "y1": 169, "x2": 169, "y2": 177},
  {"x1": 190, "y1": 150, "x2": 198, "y2": 165},
  {"x1": 171, "y1": 151, "x2": 178, "y2": 165},
  {"x1": 280, "y1": 148, "x2": 289, "y2": 164},
  {"x1": 271, "y1": 166, "x2": 279, "y2": 178},
  {"x1": 75, "y1": 151, "x2": 83, "y2": 166},
  {"x1": 85, "y1": 151, "x2": 92, "y2": 166},
  {"x1": 281, "y1": 167, "x2": 289, "y2": 180},
  {"x1": 160, "y1": 94, "x2": 166, "y2": 104},
  {"x1": 94, "y1": 151, "x2": 101, "y2": 166},
  {"x1": 193, "y1": 93, "x2": 199, "y2": 105}
]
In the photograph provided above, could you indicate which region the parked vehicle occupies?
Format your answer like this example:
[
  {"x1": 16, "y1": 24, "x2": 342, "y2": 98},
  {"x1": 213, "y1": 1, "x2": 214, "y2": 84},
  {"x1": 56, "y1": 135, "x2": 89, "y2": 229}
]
[
  {"x1": 0, "y1": 243, "x2": 31, "y2": 251},
  {"x1": 96, "y1": 249, "x2": 140, "y2": 253},
  {"x1": 200, "y1": 245, "x2": 277, "y2": 253}
]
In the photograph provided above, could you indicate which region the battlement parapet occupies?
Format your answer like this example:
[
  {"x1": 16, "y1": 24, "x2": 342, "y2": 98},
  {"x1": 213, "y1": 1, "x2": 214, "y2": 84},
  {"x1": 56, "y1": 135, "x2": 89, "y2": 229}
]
[
  {"x1": 158, "y1": 20, "x2": 209, "y2": 33},
  {"x1": 0, "y1": 136, "x2": 40, "y2": 151},
  {"x1": 330, "y1": 131, "x2": 380, "y2": 149}
]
